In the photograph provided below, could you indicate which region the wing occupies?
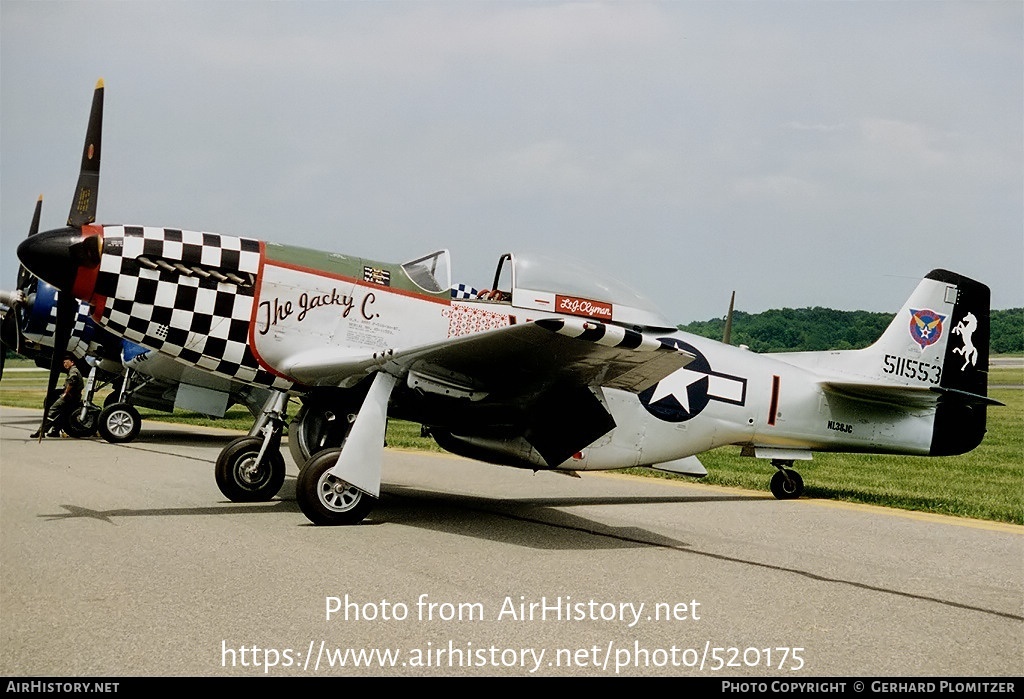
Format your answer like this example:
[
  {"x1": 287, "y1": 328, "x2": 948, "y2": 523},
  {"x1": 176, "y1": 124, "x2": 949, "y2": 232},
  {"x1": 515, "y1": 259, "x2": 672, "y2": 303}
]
[
  {"x1": 282, "y1": 317, "x2": 695, "y2": 394},
  {"x1": 389, "y1": 318, "x2": 696, "y2": 396},
  {"x1": 284, "y1": 317, "x2": 696, "y2": 467}
]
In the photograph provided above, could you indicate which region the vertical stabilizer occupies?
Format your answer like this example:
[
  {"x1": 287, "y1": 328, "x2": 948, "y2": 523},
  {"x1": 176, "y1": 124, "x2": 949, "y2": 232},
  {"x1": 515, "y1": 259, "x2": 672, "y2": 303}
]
[{"x1": 867, "y1": 269, "x2": 993, "y2": 455}]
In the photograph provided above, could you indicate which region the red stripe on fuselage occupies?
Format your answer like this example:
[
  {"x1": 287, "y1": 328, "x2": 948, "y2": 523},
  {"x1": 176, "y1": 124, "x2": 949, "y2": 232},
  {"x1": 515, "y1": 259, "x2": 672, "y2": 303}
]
[
  {"x1": 246, "y1": 242, "x2": 293, "y2": 382},
  {"x1": 768, "y1": 375, "x2": 781, "y2": 426},
  {"x1": 71, "y1": 225, "x2": 103, "y2": 301}
]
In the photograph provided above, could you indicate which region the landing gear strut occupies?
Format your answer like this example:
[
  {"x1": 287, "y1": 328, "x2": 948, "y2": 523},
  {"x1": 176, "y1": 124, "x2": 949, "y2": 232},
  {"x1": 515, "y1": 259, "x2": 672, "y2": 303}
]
[
  {"x1": 769, "y1": 460, "x2": 804, "y2": 500},
  {"x1": 215, "y1": 390, "x2": 288, "y2": 502}
]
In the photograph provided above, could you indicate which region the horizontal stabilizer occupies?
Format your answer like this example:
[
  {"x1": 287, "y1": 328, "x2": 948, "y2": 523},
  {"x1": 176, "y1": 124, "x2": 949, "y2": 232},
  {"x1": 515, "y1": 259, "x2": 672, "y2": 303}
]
[
  {"x1": 821, "y1": 381, "x2": 938, "y2": 408},
  {"x1": 820, "y1": 380, "x2": 1004, "y2": 410},
  {"x1": 932, "y1": 386, "x2": 1004, "y2": 407}
]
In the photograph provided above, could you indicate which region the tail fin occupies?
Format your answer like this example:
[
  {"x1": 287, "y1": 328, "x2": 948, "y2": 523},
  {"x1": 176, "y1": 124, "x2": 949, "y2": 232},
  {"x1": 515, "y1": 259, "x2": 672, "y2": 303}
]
[
  {"x1": 870, "y1": 269, "x2": 994, "y2": 455},
  {"x1": 929, "y1": 270, "x2": 995, "y2": 455}
]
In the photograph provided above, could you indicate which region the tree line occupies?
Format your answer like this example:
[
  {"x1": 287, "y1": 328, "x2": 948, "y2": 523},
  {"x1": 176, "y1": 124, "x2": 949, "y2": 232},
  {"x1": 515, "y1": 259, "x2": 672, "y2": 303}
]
[{"x1": 679, "y1": 307, "x2": 1023, "y2": 354}]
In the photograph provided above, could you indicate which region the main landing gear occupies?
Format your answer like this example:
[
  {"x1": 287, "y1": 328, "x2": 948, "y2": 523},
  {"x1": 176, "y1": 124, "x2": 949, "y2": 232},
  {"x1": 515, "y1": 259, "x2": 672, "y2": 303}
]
[
  {"x1": 215, "y1": 390, "x2": 288, "y2": 502},
  {"x1": 295, "y1": 449, "x2": 376, "y2": 526},
  {"x1": 293, "y1": 372, "x2": 397, "y2": 526},
  {"x1": 769, "y1": 459, "x2": 804, "y2": 500}
]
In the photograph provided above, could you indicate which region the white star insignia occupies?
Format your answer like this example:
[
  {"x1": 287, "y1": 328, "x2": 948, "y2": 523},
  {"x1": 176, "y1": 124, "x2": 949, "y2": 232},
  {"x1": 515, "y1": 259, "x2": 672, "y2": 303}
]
[{"x1": 650, "y1": 368, "x2": 707, "y2": 414}]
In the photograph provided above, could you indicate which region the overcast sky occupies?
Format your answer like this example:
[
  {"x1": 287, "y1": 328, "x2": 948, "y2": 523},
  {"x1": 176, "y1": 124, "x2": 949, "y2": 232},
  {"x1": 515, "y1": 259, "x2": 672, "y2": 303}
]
[{"x1": 2, "y1": 1, "x2": 1021, "y2": 324}]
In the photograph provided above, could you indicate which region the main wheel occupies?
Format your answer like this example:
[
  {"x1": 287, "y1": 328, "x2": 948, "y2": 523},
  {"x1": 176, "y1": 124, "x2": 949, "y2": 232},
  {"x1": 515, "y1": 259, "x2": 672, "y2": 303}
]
[
  {"x1": 295, "y1": 449, "x2": 375, "y2": 525},
  {"x1": 98, "y1": 402, "x2": 142, "y2": 443},
  {"x1": 770, "y1": 468, "x2": 804, "y2": 500},
  {"x1": 215, "y1": 436, "x2": 286, "y2": 502},
  {"x1": 64, "y1": 404, "x2": 99, "y2": 438}
]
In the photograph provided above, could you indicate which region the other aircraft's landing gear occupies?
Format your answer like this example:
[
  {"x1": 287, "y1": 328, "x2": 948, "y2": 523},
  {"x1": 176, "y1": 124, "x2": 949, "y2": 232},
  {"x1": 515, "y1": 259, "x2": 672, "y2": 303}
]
[
  {"x1": 98, "y1": 402, "x2": 141, "y2": 443},
  {"x1": 770, "y1": 460, "x2": 804, "y2": 500},
  {"x1": 215, "y1": 390, "x2": 289, "y2": 502},
  {"x1": 62, "y1": 364, "x2": 104, "y2": 439},
  {"x1": 64, "y1": 402, "x2": 100, "y2": 438},
  {"x1": 97, "y1": 370, "x2": 145, "y2": 444},
  {"x1": 295, "y1": 449, "x2": 376, "y2": 525}
]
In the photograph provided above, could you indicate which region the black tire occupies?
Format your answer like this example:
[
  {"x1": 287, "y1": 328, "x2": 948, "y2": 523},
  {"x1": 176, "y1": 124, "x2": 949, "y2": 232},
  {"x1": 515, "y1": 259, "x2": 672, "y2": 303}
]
[
  {"x1": 64, "y1": 404, "x2": 99, "y2": 438},
  {"x1": 98, "y1": 402, "x2": 142, "y2": 443},
  {"x1": 770, "y1": 468, "x2": 804, "y2": 500},
  {"x1": 295, "y1": 449, "x2": 375, "y2": 525},
  {"x1": 215, "y1": 436, "x2": 286, "y2": 502}
]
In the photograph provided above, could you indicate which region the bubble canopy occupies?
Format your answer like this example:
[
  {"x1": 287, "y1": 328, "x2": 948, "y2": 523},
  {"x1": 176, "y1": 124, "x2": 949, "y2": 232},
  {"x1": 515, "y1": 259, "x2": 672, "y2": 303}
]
[{"x1": 495, "y1": 252, "x2": 675, "y2": 330}]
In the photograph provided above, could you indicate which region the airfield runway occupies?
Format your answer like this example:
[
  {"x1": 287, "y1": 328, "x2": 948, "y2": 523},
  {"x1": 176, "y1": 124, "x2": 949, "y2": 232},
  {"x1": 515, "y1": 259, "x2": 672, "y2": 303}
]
[{"x1": 0, "y1": 405, "x2": 1021, "y2": 678}]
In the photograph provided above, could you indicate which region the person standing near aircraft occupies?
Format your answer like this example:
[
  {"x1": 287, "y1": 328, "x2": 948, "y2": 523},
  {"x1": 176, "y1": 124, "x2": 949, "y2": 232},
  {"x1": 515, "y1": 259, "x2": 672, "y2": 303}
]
[{"x1": 30, "y1": 354, "x2": 84, "y2": 439}]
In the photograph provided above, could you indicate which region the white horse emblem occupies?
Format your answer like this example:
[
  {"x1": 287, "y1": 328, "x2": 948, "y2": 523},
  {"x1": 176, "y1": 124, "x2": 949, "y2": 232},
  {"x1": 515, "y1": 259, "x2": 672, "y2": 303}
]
[{"x1": 951, "y1": 312, "x2": 978, "y2": 371}]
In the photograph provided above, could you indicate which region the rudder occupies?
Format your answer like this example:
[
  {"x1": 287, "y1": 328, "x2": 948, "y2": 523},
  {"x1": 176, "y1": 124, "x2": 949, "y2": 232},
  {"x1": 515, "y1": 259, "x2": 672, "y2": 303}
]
[{"x1": 927, "y1": 269, "x2": 994, "y2": 455}]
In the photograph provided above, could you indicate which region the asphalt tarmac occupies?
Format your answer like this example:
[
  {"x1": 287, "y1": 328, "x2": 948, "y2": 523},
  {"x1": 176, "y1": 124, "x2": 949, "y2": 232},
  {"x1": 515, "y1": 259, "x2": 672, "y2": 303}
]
[{"x1": 1, "y1": 406, "x2": 1020, "y2": 678}]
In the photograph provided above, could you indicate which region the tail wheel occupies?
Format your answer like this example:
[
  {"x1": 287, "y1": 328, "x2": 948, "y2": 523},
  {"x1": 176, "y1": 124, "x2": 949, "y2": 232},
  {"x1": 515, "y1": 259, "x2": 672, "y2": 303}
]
[
  {"x1": 215, "y1": 436, "x2": 286, "y2": 502},
  {"x1": 770, "y1": 468, "x2": 804, "y2": 500},
  {"x1": 98, "y1": 402, "x2": 141, "y2": 443},
  {"x1": 295, "y1": 449, "x2": 375, "y2": 526}
]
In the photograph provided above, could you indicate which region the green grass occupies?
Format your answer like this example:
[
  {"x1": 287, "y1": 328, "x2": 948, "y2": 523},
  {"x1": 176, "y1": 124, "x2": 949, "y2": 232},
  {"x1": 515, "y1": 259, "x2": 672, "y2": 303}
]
[{"x1": 3, "y1": 357, "x2": 1021, "y2": 524}]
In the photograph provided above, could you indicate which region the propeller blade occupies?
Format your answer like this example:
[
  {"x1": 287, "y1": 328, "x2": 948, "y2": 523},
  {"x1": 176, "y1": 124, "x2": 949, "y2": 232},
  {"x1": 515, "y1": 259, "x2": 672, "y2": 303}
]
[
  {"x1": 67, "y1": 79, "x2": 104, "y2": 228},
  {"x1": 723, "y1": 291, "x2": 735, "y2": 346},
  {"x1": 38, "y1": 292, "x2": 77, "y2": 439},
  {"x1": 16, "y1": 196, "x2": 43, "y2": 292},
  {"x1": 28, "y1": 194, "x2": 42, "y2": 236}
]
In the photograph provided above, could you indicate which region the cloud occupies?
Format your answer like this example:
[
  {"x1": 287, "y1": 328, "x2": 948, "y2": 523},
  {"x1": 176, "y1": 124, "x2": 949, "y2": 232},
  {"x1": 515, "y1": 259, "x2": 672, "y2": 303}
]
[{"x1": 860, "y1": 118, "x2": 950, "y2": 169}]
